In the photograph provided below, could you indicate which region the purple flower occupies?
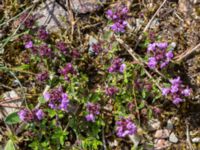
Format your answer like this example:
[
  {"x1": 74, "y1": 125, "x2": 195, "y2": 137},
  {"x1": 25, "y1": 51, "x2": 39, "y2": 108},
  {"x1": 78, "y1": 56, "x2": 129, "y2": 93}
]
[
  {"x1": 109, "y1": 58, "x2": 125, "y2": 73},
  {"x1": 162, "y1": 77, "x2": 191, "y2": 105},
  {"x1": 116, "y1": 118, "x2": 137, "y2": 137},
  {"x1": 59, "y1": 93, "x2": 69, "y2": 111},
  {"x1": 38, "y1": 26, "x2": 48, "y2": 40},
  {"x1": 170, "y1": 84, "x2": 179, "y2": 93},
  {"x1": 160, "y1": 61, "x2": 169, "y2": 69},
  {"x1": 35, "y1": 109, "x2": 44, "y2": 120},
  {"x1": 169, "y1": 77, "x2": 181, "y2": 85},
  {"x1": 106, "y1": 6, "x2": 129, "y2": 32},
  {"x1": 173, "y1": 97, "x2": 183, "y2": 105},
  {"x1": 85, "y1": 114, "x2": 95, "y2": 122},
  {"x1": 106, "y1": 9, "x2": 114, "y2": 19},
  {"x1": 182, "y1": 88, "x2": 191, "y2": 96},
  {"x1": 85, "y1": 102, "x2": 100, "y2": 122},
  {"x1": 147, "y1": 43, "x2": 156, "y2": 52},
  {"x1": 43, "y1": 92, "x2": 50, "y2": 101},
  {"x1": 44, "y1": 87, "x2": 70, "y2": 111},
  {"x1": 156, "y1": 42, "x2": 168, "y2": 49},
  {"x1": 148, "y1": 57, "x2": 157, "y2": 69},
  {"x1": 92, "y1": 43, "x2": 103, "y2": 55},
  {"x1": 20, "y1": 13, "x2": 36, "y2": 29},
  {"x1": 161, "y1": 88, "x2": 170, "y2": 96},
  {"x1": 147, "y1": 42, "x2": 173, "y2": 69},
  {"x1": 110, "y1": 21, "x2": 126, "y2": 32},
  {"x1": 39, "y1": 44, "x2": 52, "y2": 57},
  {"x1": 106, "y1": 87, "x2": 119, "y2": 96},
  {"x1": 18, "y1": 109, "x2": 28, "y2": 121},
  {"x1": 119, "y1": 63, "x2": 126, "y2": 73},
  {"x1": 59, "y1": 63, "x2": 75, "y2": 77},
  {"x1": 166, "y1": 51, "x2": 174, "y2": 59},
  {"x1": 56, "y1": 41, "x2": 68, "y2": 54},
  {"x1": 18, "y1": 109, "x2": 33, "y2": 122},
  {"x1": 25, "y1": 41, "x2": 33, "y2": 49},
  {"x1": 36, "y1": 71, "x2": 49, "y2": 82}
]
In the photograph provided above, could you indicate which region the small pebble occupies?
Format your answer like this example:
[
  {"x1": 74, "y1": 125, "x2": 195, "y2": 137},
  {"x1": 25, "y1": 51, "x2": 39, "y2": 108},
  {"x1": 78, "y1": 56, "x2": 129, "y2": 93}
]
[
  {"x1": 192, "y1": 137, "x2": 200, "y2": 143},
  {"x1": 154, "y1": 139, "x2": 170, "y2": 150},
  {"x1": 148, "y1": 119, "x2": 161, "y2": 131},
  {"x1": 169, "y1": 132, "x2": 178, "y2": 143},
  {"x1": 155, "y1": 129, "x2": 170, "y2": 139},
  {"x1": 166, "y1": 120, "x2": 173, "y2": 130}
]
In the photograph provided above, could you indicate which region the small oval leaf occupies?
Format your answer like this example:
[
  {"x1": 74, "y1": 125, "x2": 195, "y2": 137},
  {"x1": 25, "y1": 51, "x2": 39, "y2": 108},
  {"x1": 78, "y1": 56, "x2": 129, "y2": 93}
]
[
  {"x1": 4, "y1": 139, "x2": 15, "y2": 150},
  {"x1": 5, "y1": 112, "x2": 20, "y2": 125}
]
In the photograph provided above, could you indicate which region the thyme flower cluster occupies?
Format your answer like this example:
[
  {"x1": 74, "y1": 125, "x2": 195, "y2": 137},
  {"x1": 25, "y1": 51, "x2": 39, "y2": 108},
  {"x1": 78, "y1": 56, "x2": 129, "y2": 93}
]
[
  {"x1": 108, "y1": 58, "x2": 126, "y2": 73},
  {"x1": 162, "y1": 77, "x2": 192, "y2": 105},
  {"x1": 147, "y1": 42, "x2": 174, "y2": 69},
  {"x1": 18, "y1": 109, "x2": 44, "y2": 122},
  {"x1": 106, "y1": 5, "x2": 129, "y2": 32},
  {"x1": 116, "y1": 118, "x2": 137, "y2": 137},
  {"x1": 85, "y1": 102, "x2": 100, "y2": 122},
  {"x1": 44, "y1": 87, "x2": 69, "y2": 111}
]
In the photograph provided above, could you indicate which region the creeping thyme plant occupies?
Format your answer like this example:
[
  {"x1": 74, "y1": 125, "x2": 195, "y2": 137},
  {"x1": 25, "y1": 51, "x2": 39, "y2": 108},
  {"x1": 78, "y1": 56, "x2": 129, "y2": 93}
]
[{"x1": 2, "y1": 2, "x2": 193, "y2": 150}]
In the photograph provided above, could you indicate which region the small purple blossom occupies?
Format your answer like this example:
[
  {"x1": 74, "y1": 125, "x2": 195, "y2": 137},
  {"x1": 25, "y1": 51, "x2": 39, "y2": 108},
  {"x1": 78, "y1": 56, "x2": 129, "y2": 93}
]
[
  {"x1": 92, "y1": 42, "x2": 103, "y2": 55},
  {"x1": 37, "y1": 26, "x2": 48, "y2": 40},
  {"x1": 147, "y1": 42, "x2": 174, "y2": 69},
  {"x1": 25, "y1": 41, "x2": 33, "y2": 49},
  {"x1": 161, "y1": 88, "x2": 170, "y2": 96},
  {"x1": 116, "y1": 118, "x2": 137, "y2": 137},
  {"x1": 85, "y1": 102, "x2": 100, "y2": 122},
  {"x1": 59, "y1": 63, "x2": 76, "y2": 78},
  {"x1": 106, "y1": 5, "x2": 129, "y2": 32},
  {"x1": 39, "y1": 44, "x2": 52, "y2": 57},
  {"x1": 119, "y1": 63, "x2": 126, "y2": 73},
  {"x1": 156, "y1": 42, "x2": 168, "y2": 49},
  {"x1": 85, "y1": 114, "x2": 95, "y2": 122},
  {"x1": 43, "y1": 87, "x2": 70, "y2": 111},
  {"x1": 173, "y1": 97, "x2": 183, "y2": 105},
  {"x1": 182, "y1": 88, "x2": 191, "y2": 96},
  {"x1": 109, "y1": 58, "x2": 125, "y2": 73},
  {"x1": 56, "y1": 41, "x2": 68, "y2": 54},
  {"x1": 36, "y1": 71, "x2": 49, "y2": 82},
  {"x1": 18, "y1": 109, "x2": 33, "y2": 122},
  {"x1": 35, "y1": 109, "x2": 44, "y2": 120},
  {"x1": 59, "y1": 93, "x2": 69, "y2": 111},
  {"x1": 106, "y1": 87, "x2": 119, "y2": 96},
  {"x1": 20, "y1": 13, "x2": 36, "y2": 29},
  {"x1": 148, "y1": 57, "x2": 157, "y2": 69},
  {"x1": 162, "y1": 77, "x2": 192, "y2": 105},
  {"x1": 166, "y1": 51, "x2": 174, "y2": 59}
]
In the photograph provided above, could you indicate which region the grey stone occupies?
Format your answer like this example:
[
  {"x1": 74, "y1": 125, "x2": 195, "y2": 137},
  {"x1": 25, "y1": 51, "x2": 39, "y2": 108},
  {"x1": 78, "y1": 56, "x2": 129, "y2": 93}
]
[
  {"x1": 154, "y1": 129, "x2": 170, "y2": 139},
  {"x1": 166, "y1": 120, "x2": 173, "y2": 130},
  {"x1": 192, "y1": 137, "x2": 200, "y2": 143},
  {"x1": 67, "y1": 0, "x2": 106, "y2": 14},
  {"x1": 148, "y1": 119, "x2": 161, "y2": 131},
  {"x1": 169, "y1": 132, "x2": 178, "y2": 143},
  {"x1": 34, "y1": 0, "x2": 68, "y2": 32}
]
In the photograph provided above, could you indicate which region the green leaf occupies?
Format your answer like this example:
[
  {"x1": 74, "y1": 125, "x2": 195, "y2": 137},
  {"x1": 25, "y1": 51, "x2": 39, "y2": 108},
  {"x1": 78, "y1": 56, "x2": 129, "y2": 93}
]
[
  {"x1": 4, "y1": 140, "x2": 15, "y2": 150},
  {"x1": 13, "y1": 64, "x2": 30, "y2": 70},
  {"x1": 5, "y1": 112, "x2": 20, "y2": 125},
  {"x1": 38, "y1": 96, "x2": 46, "y2": 104}
]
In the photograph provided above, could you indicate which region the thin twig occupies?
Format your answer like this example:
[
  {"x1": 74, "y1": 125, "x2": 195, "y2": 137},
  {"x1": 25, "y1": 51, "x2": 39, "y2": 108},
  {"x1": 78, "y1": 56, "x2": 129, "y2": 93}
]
[
  {"x1": 186, "y1": 121, "x2": 194, "y2": 150},
  {"x1": 115, "y1": 36, "x2": 162, "y2": 91},
  {"x1": 0, "y1": 5, "x2": 34, "y2": 27},
  {"x1": 0, "y1": 104, "x2": 23, "y2": 109},
  {"x1": 175, "y1": 43, "x2": 200, "y2": 62},
  {"x1": 134, "y1": 0, "x2": 167, "y2": 50}
]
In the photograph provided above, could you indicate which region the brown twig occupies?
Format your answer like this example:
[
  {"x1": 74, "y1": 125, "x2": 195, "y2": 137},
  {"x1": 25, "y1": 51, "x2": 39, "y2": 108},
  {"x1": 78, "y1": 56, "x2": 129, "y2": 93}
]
[
  {"x1": 175, "y1": 43, "x2": 200, "y2": 62},
  {"x1": 186, "y1": 121, "x2": 194, "y2": 150},
  {"x1": 134, "y1": 0, "x2": 168, "y2": 51},
  {"x1": 115, "y1": 36, "x2": 162, "y2": 91}
]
